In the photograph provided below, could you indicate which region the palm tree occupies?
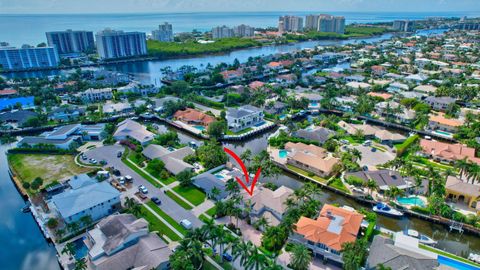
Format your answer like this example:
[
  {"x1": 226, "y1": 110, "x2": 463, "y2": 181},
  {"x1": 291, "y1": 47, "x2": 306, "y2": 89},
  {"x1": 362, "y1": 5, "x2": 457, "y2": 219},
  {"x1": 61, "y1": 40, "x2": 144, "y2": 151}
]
[
  {"x1": 232, "y1": 240, "x2": 252, "y2": 267},
  {"x1": 67, "y1": 221, "x2": 80, "y2": 234},
  {"x1": 253, "y1": 216, "x2": 269, "y2": 231},
  {"x1": 125, "y1": 196, "x2": 136, "y2": 209},
  {"x1": 74, "y1": 258, "x2": 87, "y2": 270},
  {"x1": 61, "y1": 242, "x2": 76, "y2": 258},
  {"x1": 212, "y1": 225, "x2": 228, "y2": 263},
  {"x1": 351, "y1": 148, "x2": 362, "y2": 162},
  {"x1": 455, "y1": 158, "x2": 470, "y2": 180},
  {"x1": 245, "y1": 244, "x2": 268, "y2": 270},
  {"x1": 79, "y1": 215, "x2": 93, "y2": 232},
  {"x1": 211, "y1": 186, "x2": 221, "y2": 201},
  {"x1": 130, "y1": 202, "x2": 142, "y2": 216},
  {"x1": 365, "y1": 179, "x2": 378, "y2": 197},
  {"x1": 240, "y1": 149, "x2": 253, "y2": 165},
  {"x1": 289, "y1": 243, "x2": 312, "y2": 270}
]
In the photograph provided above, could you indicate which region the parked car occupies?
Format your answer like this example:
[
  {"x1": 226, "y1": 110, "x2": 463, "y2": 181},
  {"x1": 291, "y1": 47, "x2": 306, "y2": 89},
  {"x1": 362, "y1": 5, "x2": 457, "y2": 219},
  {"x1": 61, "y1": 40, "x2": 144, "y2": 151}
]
[
  {"x1": 125, "y1": 175, "x2": 133, "y2": 182},
  {"x1": 151, "y1": 197, "x2": 161, "y2": 205},
  {"x1": 363, "y1": 140, "x2": 372, "y2": 146},
  {"x1": 118, "y1": 177, "x2": 125, "y2": 185},
  {"x1": 371, "y1": 147, "x2": 377, "y2": 152},
  {"x1": 180, "y1": 219, "x2": 192, "y2": 229},
  {"x1": 81, "y1": 154, "x2": 87, "y2": 160},
  {"x1": 138, "y1": 185, "x2": 148, "y2": 194},
  {"x1": 112, "y1": 169, "x2": 121, "y2": 176},
  {"x1": 100, "y1": 160, "x2": 107, "y2": 165},
  {"x1": 117, "y1": 151, "x2": 123, "y2": 158},
  {"x1": 89, "y1": 158, "x2": 97, "y2": 164},
  {"x1": 222, "y1": 253, "x2": 233, "y2": 262}
]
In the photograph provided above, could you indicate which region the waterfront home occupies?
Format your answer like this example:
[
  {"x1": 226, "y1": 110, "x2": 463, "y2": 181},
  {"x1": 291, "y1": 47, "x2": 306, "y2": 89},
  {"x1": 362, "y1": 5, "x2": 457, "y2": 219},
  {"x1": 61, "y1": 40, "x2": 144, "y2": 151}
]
[
  {"x1": 345, "y1": 75, "x2": 365, "y2": 83},
  {"x1": 113, "y1": 119, "x2": 154, "y2": 145},
  {"x1": 299, "y1": 93, "x2": 323, "y2": 112},
  {"x1": 173, "y1": 108, "x2": 215, "y2": 128},
  {"x1": 290, "y1": 204, "x2": 363, "y2": 265},
  {"x1": 284, "y1": 142, "x2": 340, "y2": 177},
  {"x1": 366, "y1": 234, "x2": 439, "y2": 270},
  {"x1": 79, "y1": 88, "x2": 113, "y2": 103},
  {"x1": 428, "y1": 113, "x2": 464, "y2": 133},
  {"x1": 334, "y1": 96, "x2": 357, "y2": 112},
  {"x1": 49, "y1": 174, "x2": 121, "y2": 224},
  {"x1": 294, "y1": 126, "x2": 335, "y2": 145},
  {"x1": 445, "y1": 176, "x2": 480, "y2": 214},
  {"x1": 226, "y1": 105, "x2": 264, "y2": 133},
  {"x1": 85, "y1": 214, "x2": 171, "y2": 270},
  {"x1": 346, "y1": 81, "x2": 372, "y2": 91},
  {"x1": 102, "y1": 101, "x2": 133, "y2": 115},
  {"x1": 152, "y1": 96, "x2": 181, "y2": 113},
  {"x1": 92, "y1": 70, "x2": 130, "y2": 85},
  {"x1": 338, "y1": 121, "x2": 379, "y2": 137},
  {"x1": 424, "y1": 96, "x2": 456, "y2": 111},
  {"x1": 48, "y1": 106, "x2": 85, "y2": 122},
  {"x1": 0, "y1": 110, "x2": 38, "y2": 128},
  {"x1": 18, "y1": 123, "x2": 105, "y2": 149},
  {"x1": 220, "y1": 69, "x2": 243, "y2": 83},
  {"x1": 345, "y1": 170, "x2": 411, "y2": 192},
  {"x1": 142, "y1": 144, "x2": 194, "y2": 175},
  {"x1": 192, "y1": 165, "x2": 242, "y2": 200},
  {"x1": 241, "y1": 185, "x2": 293, "y2": 226},
  {"x1": 264, "y1": 101, "x2": 287, "y2": 115},
  {"x1": 419, "y1": 139, "x2": 480, "y2": 165},
  {"x1": 116, "y1": 81, "x2": 158, "y2": 96},
  {"x1": 374, "y1": 129, "x2": 406, "y2": 146},
  {"x1": 275, "y1": 74, "x2": 297, "y2": 86},
  {"x1": 249, "y1": 81, "x2": 265, "y2": 91}
]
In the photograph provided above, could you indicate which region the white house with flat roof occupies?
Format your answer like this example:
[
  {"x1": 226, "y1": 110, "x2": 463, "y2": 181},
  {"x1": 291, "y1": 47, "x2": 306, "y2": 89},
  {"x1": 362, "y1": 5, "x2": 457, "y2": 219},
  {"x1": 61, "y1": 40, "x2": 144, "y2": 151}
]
[{"x1": 226, "y1": 105, "x2": 264, "y2": 132}]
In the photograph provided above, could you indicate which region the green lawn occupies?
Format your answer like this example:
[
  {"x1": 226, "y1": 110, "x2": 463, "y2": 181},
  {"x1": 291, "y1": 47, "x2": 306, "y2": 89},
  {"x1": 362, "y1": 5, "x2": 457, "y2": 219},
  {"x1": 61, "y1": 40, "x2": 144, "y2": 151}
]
[
  {"x1": 137, "y1": 205, "x2": 182, "y2": 241},
  {"x1": 173, "y1": 185, "x2": 206, "y2": 206},
  {"x1": 128, "y1": 151, "x2": 146, "y2": 166},
  {"x1": 146, "y1": 201, "x2": 187, "y2": 235},
  {"x1": 8, "y1": 153, "x2": 92, "y2": 194},
  {"x1": 205, "y1": 206, "x2": 217, "y2": 217},
  {"x1": 122, "y1": 157, "x2": 162, "y2": 188},
  {"x1": 420, "y1": 244, "x2": 480, "y2": 268},
  {"x1": 328, "y1": 178, "x2": 351, "y2": 194},
  {"x1": 225, "y1": 127, "x2": 253, "y2": 135},
  {"x1": 166, "y1": 190, "x2": 193, "y2": 210},
  {"x1": 199, "y1": 214, "x2": 212, "y2": 223},
  {"x1": 286, "y1": 164, "x2": 327, "y2": 183}
]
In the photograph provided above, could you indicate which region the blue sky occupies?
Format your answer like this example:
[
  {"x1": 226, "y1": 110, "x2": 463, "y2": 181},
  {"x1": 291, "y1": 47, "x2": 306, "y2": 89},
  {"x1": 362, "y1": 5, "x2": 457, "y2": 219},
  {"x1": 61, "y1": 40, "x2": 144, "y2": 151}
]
[{"x1": 0, "y1": 0, "x2": 479, "y2": 13}]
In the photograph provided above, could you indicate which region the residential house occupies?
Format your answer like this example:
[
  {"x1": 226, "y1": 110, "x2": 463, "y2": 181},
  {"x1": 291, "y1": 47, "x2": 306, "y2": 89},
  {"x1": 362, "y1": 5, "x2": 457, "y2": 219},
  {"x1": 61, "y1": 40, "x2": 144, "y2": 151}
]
[
  {"x1": 0, "y1": 110, "x2": 38, "y2": 128},
  {"x1": 338, "y1": 121, "x2": 379, "y2": 137},
  {"x1": 346, "y1": 81, "x2": 372, "y2": 91},
  {"x1": 152, "y1": 96, "x2": 181, "y2": 113},
  {"x1": 345, "y1": 75, "x2": 365, "y2": 82},
  {"x1": 49, "y1": 174, "x2": 121, "y2": 224},
  {"x1": 226, "y1": 105, "x2": 264, "y2": 132},
  {"x1": 264, "y1": 101, "x2": 287, "y2": 115},
  {"x1": 387, "y1": 82, "x2": 409, "y2": 93},
  {"x1": 142, "y1": 144, "x2": 194, "y2": 175},
  {"x1": 241, "y1": 185, "x2": 294, "y2": 226},
  {"x1": 275, "y1": 74, "x2": 297, "y2": 86},
  {"x1": 413, "y1": 85, "x2": 437, "y2": 95},
  {"x1": 85, "y1": 214, "x2": 171, "y2": 270},
  {"x1": 334, "y1": 96, "x2": 357, "y2": 112},
  {"x1": 366, "y1": 234, "x2": 439, "y2": 270},
  {"x1": 79, "y1": 88, "x2": 113, "y2": 103},
  {"x1": 367, "y1": 92, "x2": 393, "y2": 100},
  {"x1": 102, "y1": 101, "x2": 133, "y2": 115},
  {"x1": 374, "y1": 129, "x2": 406, "y2": 146},
  {"x1": 290, "y1": 204, "x2": 363, "y2": 265},
  {"x1": 249, "y1": 81, "x2": 265, "y2": 91},
  {"x1": 419, "y1": 139, "x2": 480, "y2": 165},
  {"x1": 48, "y1": 106, "x2": 85, "y2": 122},
  {"x1": 345, "y1": 170, "x2": 411, "y2": 192},
  {"x1": 284, "y1": 142, "x2": 340, "y2": 177},
  {"x1": 192, "y1": 165, "x2": 243, "y2": 200},
  {"x1": 116, "y1": 81, "x2": 158, "y2": 96},
  {"x1": 294, "y1": 126, "x2": 335, "y2": 145},
  {"x1": 173, "y1": 108, "x2": 215, "y2": 128},
  {"x1": 428, "y1": 113, "x2": 464, "y2": 133},
  {"x1": 445, "y1": 176, "x2": 480, "y2": 214},
  {"x1": 113, "y1": 119, "x2": 154, "y2": 145},
  {"x1": 424, "y1": 96, "x2": 456, "y2": 111},
  {"x1": 371, "y1": 65, "x2": 386, "y2": 76},
  {"x1": 220, "y1": 69, "x2": 243, "y2": 83}
]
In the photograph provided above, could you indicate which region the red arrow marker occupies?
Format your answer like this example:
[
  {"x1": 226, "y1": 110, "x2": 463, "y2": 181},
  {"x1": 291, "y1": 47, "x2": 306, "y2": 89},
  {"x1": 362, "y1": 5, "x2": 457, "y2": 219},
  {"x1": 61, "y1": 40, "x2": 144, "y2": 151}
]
[{"x1": 223, "y1": 147, "x2": 261, "y2": 196}]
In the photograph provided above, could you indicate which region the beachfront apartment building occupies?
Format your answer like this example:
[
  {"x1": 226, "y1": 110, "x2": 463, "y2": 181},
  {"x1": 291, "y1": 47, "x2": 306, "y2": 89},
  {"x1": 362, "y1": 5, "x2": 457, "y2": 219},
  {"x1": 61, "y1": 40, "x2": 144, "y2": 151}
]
[
  {"x1": 233, "y1": 24, "x2": 255, "y2": 37},
  {"x1": 152, "y1": 22, "x2": 174, "y2": 42},
  {"x1": 46, "y1": 29, "x2": 95, "y2": 54},
  {"x1": 290, "y1": 204, "x2": 363, "y2": 265},
  {"x1": 95, "y1": 29, "x2": 147, "y2": 59},
  {"x1": 0, "y1": 44, "x2": 59, "y2": 70},
  {"x1": 278, "y1": 16, "x2": 303, "y2": 32},
  {"x1": 305, "y1": 14, "x2": 345, "y2": 34},
  {"x1": 226, "y1": 105, "x2": 264, "y2": 132},
  {"x1": 393, "y1": 20, "x2": 414, "y2": 32},
  {"x1": 212, "y1": 25, "x2": 235, "y2": 39}
]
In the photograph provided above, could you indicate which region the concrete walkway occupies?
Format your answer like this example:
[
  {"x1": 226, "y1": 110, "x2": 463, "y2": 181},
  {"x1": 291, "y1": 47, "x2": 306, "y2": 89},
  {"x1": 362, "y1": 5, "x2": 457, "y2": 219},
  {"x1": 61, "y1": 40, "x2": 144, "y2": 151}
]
[{"x1": 192, "y1": 200, "x2": 215, "y2": 217}]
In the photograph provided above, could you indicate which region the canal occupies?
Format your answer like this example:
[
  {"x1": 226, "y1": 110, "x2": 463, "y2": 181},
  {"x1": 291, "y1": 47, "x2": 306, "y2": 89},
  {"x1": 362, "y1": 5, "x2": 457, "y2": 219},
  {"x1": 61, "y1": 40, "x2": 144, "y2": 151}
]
[
  {"x1": 0, "y1": 143, "x2": 60, "y2": 270},
  {"x1": 158, "y1": 121, "x2": 480, "y2": 257}
]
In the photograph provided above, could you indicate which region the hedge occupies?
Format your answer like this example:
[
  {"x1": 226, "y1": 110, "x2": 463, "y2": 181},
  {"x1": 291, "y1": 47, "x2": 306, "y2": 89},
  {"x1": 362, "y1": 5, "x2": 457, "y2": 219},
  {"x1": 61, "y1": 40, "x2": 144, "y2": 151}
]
[{"x1": 395, "y1": 134, "x2": 419, "y2": 156}]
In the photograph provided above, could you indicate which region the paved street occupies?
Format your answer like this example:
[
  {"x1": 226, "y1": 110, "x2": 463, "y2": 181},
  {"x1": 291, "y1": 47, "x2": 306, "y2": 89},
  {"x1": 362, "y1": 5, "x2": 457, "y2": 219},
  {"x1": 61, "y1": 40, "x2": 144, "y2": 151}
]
[{"x1": 83, "y1": 144, "x2": 203, "y2": 228}]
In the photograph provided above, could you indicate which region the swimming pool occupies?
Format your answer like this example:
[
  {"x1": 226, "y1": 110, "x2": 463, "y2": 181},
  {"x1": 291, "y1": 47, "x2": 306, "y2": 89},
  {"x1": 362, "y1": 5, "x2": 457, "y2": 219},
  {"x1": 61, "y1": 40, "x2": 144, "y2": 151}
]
[
  {"x1": 279, "y1": 150, "x2": 288, "y2": 158},
  {"x1": 438, "y1": 255, "x2": 480, "y2": 270},
  {"x1": 215, "y1": 174, "x2": 224, "y2": 179},
  {"x1": 254, "y1": 121, "x2": 266, "y2": 127},
  {"x1": 72, "y1": 237, "x2": 88, "y2": 260},
  {"x1": 397, "y1": 196, "x2": 426, "y2": 207},
  {"x1": 433, "y1": 130, "x2": 453, "y2": 138},
  {"x1": 193, "y1": 125, "x2": 205, "y2": 131}
]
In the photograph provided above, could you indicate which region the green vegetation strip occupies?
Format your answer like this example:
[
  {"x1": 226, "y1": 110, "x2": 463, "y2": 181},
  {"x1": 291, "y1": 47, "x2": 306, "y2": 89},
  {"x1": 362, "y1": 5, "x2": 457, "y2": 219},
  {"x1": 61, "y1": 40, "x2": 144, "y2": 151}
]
[
  {"x1": 146, "y1": 201, "x2": 188, "y2": 235},
  {"x1": 225, "y1": 127, "x2": 253, "y2": 135},
  {"x1": 122, "y1": 157, "x2": 162, "y2": 188},
  {"x1": 138, "y1": 205, "x2": 182, "y2": 241},
  {"x1": 166, "y1": 190, "x2": 193, "y2": 210},
  {"x1": 205, "y1": 206, "x2": 217, "y2": 217},
  {"x1": 172, "y1": 185, "x2": 206, "y2": 206},
  {"x1": 328, "y1": 178, "x2": 351, "y2": 194},
  {"x1": 286, "y1": 164, "x2": 327, "y2": 183},
  {"x1": 419, "y1": 244, "x2": 480, "y2": 268}
]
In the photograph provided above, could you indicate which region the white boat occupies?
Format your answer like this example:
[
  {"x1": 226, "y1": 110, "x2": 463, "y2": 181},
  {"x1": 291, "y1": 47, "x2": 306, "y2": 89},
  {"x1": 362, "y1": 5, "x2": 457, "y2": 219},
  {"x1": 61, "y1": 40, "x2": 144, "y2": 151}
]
[
  {"x1": 406, "y1": 229, "x2": 437, "y2": 245},
  {"x1": 468, "y1": 253, "x2": 480, "y2": 264},
  {"x1": 373, "y1": 203, "x2": 404, "y2": 217}
]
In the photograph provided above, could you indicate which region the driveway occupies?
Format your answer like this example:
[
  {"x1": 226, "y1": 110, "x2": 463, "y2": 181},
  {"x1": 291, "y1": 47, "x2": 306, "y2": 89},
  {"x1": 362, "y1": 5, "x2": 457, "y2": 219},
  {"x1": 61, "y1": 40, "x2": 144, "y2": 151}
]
[
  {"x1": 83, "y1": 144, "x2": 203, "y2": 228},
  {"x1": 348, "y1": 145, "x2": 395, "y2": 168}
]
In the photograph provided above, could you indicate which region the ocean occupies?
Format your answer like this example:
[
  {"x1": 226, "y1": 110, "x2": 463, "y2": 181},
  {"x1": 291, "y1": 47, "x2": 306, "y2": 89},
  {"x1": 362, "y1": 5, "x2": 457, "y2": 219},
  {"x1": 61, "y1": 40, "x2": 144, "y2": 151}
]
[{"x1": 0, "y1": 11, "x2": 479, "y2": 46}]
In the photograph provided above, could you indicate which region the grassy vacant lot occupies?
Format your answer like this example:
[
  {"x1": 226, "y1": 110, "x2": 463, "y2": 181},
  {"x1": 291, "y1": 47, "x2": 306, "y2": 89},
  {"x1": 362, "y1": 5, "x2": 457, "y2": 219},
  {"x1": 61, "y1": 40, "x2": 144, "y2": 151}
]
[
  {"x1": 8, "y1": 153, "x2": 92, "y2": 185},
  {"x1": 146, "y1": 201, "x2": 187, "y2": 236},
  {"x1": 173, "y1": 185, "x2": 206, "y2": 206}
]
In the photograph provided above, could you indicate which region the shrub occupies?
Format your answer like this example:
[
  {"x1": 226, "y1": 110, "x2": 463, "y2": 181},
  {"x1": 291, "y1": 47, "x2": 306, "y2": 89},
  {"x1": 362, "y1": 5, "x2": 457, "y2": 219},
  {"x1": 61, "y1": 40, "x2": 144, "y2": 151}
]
[
  {"x1": 22, "y1": 182, "x2": 30, "y2": 189},
  {"x1": 47, "y1": 218, "x2": 58, "y2": 229},
  {"x1": 411, "y1": 206, "x2": 430, "y2": 215}
]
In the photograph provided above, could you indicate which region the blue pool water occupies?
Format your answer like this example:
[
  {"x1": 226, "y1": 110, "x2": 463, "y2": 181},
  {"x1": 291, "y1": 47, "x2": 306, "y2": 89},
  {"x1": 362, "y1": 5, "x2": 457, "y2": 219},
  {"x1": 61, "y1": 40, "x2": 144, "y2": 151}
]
[
  {"x1": 215, "y1": 174, "x2": 224, "y2": 179},
  {"x1": 193, "y1": 125, "x2": 205, "y2": 131},
  {"x1": 279, "y1": 150, "x2": 288, "y2": 159},
  {"x1": 438, "y1": 255, "x2": 480, "y2": 270},
  {"x1": 254, "y1": 121, "x2": 266, "y2": 127},
  {"x1": 72, "y1": 237, "x2": 89, "y2": 260},
  {"x1": 397, "y1": 197, "x2": 426, "y2": 207},
  {"x1": 309, "y1": 102, "x2": 319, "y2": 107}
]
